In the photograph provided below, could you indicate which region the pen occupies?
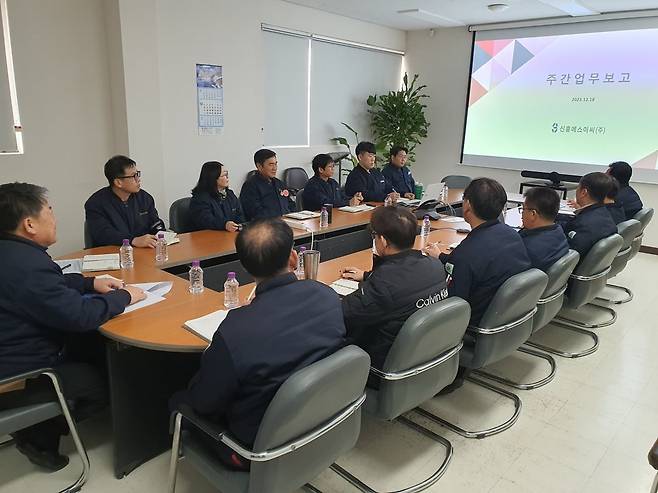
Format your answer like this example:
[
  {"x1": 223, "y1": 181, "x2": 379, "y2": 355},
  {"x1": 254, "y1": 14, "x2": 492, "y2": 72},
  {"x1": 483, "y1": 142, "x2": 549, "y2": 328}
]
[
  {"x1": 61, "y1": 263, "x2": 72, "y2": 271},
  {"x1": 246, "y1": 286, "x2": 257, "y2": 302}
]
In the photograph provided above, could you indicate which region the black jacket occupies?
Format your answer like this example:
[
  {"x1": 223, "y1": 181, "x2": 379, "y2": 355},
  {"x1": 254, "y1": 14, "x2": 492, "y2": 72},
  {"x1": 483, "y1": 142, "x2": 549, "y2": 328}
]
[
  {"x1": 342, "y1": 250, "x2": 448, "y2": 371},
  {"x1": 560, "y1": 203, "x2": 618, "y2": 259},
  {"x1": 171, "y1": 273, "x2": 345, "y2": 447},
  {"x1": 439, "y1": 221, "x2": 531, "y2": 326},
  {"x1": 239, "y1": 174, "x2": 294, "y2": 221},
  {"x1": 84, "y1": 187, "x2": 164, "y2": 247},
  {"x1": 616, "y1": 185, "x2": 643, "y2": 220},
  {"x1": 519, "y1": 224, "x2": 569, "y2": 272},
  {"x1": 301, "y1": 176, "x2": 351, "y2": 211},
  {"x1": 189, "y1": 190, "x2": 244, "y2": 231},
  {"x1": 605, "y1": 203, "x2": 626, "y2": 225},
  {"x1": 344, "y1": 165, "x2": 392, "y2": 202},
  {"x1": 0, "y1": 234, "x2": 130, "y2": 378},
  {"x1": 382, "y1": 163, "x2": 415, "y2": 196}
]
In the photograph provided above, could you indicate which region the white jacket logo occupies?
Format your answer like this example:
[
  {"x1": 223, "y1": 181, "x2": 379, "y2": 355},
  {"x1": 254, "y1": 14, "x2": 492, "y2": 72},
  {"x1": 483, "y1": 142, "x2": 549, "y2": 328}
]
[{"x1": 416, "y1": 289, "x2": 449, "y2": 308}]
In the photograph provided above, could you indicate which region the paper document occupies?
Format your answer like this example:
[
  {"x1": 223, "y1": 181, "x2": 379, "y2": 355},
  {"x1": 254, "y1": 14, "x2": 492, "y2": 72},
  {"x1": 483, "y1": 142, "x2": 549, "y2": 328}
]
[
  {"x1": 338, "y1": 204, "x2": 374, "y2": 213},
  {"x1": 54, "y1": 259, "x2": 83, "y2": 274},
  {"x1": 440, "y1": 216, "x2": 466, "y2": 223},
  {"x1": 397, "y1": 198, "x2": 421, "y2": 206},
  {"x1": 162, "y1": 230, "x2": 180, "y2": 246},
  {"x1": 121, "y1": 281, "x2": 173, "y2": 314},
  {"x1": 330, "y1": 278, "x2": 360, "y2": 297},
  {"x1": 82, "y1": 254, "x2": 120, "y2": 272},
  {"x1": 449, "y1": 241, "x2": 462, "y2": 250},
  {"x1": 286, "y1": 211, "x2": 321, "y2": 220},
  {"x1": 183, "y1": 309, "x2": 229, "y2": 343},
  {"x1": 283, "y1": 219, "x2": 309, "y2": 231}
]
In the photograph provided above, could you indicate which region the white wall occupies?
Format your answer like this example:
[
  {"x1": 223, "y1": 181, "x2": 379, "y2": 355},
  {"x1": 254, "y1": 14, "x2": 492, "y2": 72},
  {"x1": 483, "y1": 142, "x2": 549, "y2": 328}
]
[{"x1": 405, "y1": 27, "x2": 658, "y2": 247}]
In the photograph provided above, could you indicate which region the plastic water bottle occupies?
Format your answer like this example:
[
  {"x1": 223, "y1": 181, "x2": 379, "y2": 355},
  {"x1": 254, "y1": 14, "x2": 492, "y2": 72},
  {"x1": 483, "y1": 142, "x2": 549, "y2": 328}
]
[
  {"x1": 320, "y1": 207, "x2": 329, "y2": 228},
  {"x1": 155, "y1": 232, "x2": 168, "y2": 263},
  {"x1": 296, "y1": 246, "x2": 306, "y2": 279},
  {"x1": 224, "y1": 272, "x2": 240, "y2": 309},
  {"x1": 421, "y1": 215, "x2": 431, "y2": 238},
  {"x1": 188, "y1": 260, "x2": 204, "y2": 294},
  {"x1": 119, "y1": 239, "x2": 134, "y2": 269},
  {"x1": 440, "y1": 183, "x2": 449, "y2": 202}
]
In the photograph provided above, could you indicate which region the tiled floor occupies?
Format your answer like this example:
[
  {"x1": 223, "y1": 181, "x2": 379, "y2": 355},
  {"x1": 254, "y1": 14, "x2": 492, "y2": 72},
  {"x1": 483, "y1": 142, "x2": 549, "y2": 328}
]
[{"x1": 1, "y1": 254, "x2": 657, "y2": 492}]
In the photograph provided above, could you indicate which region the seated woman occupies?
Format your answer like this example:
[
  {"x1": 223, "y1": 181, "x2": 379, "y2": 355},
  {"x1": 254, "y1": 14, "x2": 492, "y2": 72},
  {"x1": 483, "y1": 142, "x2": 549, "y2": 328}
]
[{"x1": 190, "y1": 161, "x2": 244, "y2": 232}]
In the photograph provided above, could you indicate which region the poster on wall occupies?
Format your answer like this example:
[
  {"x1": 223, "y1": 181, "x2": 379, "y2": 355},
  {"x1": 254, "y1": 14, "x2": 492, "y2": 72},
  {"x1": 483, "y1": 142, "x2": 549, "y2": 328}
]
[{"x1": 196, "y1": 63, "x2": 224, "y2": 135}]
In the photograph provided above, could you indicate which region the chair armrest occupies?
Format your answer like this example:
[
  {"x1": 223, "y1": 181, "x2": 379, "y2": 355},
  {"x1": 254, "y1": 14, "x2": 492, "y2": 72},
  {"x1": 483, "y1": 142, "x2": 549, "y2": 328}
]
[
  {"x1": 169, "y1": 403, "x2": 226, "y2": 441},
  {"x1": 0, "y1": 380, "x2": 26, "y2": 394},
  {"x1": 0, "y1": 368, "x2": 54, "y2": 386},
  {"x1": 650, "y1": 438, "x2": 658, "y2": 470}
]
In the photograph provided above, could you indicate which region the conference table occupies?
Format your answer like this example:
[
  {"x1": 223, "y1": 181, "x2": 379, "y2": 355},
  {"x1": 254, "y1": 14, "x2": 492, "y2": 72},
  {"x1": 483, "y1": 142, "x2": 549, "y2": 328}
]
[{"x1": 59, "y1": 191, "x2": 467, "y2": 478}]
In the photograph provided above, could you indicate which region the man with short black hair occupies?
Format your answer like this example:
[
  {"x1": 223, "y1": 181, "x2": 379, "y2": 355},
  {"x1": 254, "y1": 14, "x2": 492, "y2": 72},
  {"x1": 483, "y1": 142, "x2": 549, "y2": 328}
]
[
  {"x1": 340, "y1": 206, "x2": 447, "y2": 376},
  {"x1": 382, "y1": 146, "x2": 416, "y2": 199},
  {"x1": 519, "y1": 187, "x2": 570, "y2": 271},
  {"x1": 561, "y1": 172, "x2": 618, "y2": 258},
  {"x1": 301, "y1": 154, "x2": 362, "y2": 211},
  {"x1": 0, "y1": 182, "x2": 144, "y2": 471},
  {"x1": 170, "y1": 218, "x2": 345, "y2": 470},
  {"x1": 239, "y1": 149, "x2": 295, "y2": 221},
  {"x1": 85, "y1": 155, "x2": 164, "y2": 248},
  {"x1": 344, "y1": 141, "x2": 398, "y2": 202},
  {"x1": 607, "y1": 161, "x2": 643, "y2": 220},
  {"x1": 603, "y1": 177, "x2": 626, "y2": 224}
]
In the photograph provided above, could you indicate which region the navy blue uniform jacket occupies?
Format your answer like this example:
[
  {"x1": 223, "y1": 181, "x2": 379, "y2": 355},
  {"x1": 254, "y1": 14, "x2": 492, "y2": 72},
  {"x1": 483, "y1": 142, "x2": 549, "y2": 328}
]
[
  {"x1": 439, "y1": 221, "x2": 531, "y2": 326},
  {"x1": 382, "y1": 163, "x2": 415, "y2": 196},
  {"x1": 0, "y1": 234, "x2": 130, "y2": 378},
  {"x1": 84, "y1": 187, "x2": 163, "y2": 247},
  {"x1": 171, "y1": 273, "x2": 345, "y2": 447},
  {"x1": 301, "y1": 175, "x2": 350, "y2": 211},
  {"x1": 344, "y1": 165, "x2": 391, "y2": 202},
  {"x1": 616, "y1": 185, "x2": 643, "y2": 220},
  {"x1": 605, "y1": 203, "x2": 626, "y2": 225},
  {"x1": 189, "y1": 190, "x2": 244, "y2": 231},
  {"x1": 519, "y1": 224, "x2": 569, "y2": 272},
  {"x1": 342, "y1": 250, "x2": 448, "y2": 371},
  {"x1": 560, "y1": 203, "x2": 617, "y2": 259},
  {"x1": 239, "y1": 174, "x2": 294, "y2": 221}
]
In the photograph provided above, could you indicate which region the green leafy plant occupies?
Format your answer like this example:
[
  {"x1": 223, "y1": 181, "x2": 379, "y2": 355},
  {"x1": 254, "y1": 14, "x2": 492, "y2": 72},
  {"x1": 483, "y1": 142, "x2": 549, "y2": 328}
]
[
  {"x1": 330, "y1": 123, "x2": 359, "y2": 167},
  {"x1": 367, "y1": 73, "x2": 430, "y2": 163}
]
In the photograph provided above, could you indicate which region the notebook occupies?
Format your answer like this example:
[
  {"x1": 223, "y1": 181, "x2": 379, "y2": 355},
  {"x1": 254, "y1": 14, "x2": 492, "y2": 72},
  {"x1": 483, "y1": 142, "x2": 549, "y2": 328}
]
[
  {"x1": 283, "y1": 219, "x2": 309, "y2": 230},
  {"x1": 82, "y1": 254, "x2": 120, "y2": 272},
  {"x1": 285, "y1": 211, "x2": 321, "y2": 220},
  {"x1": 338, "y1": 204, "x2": 374, "y2": 213},
  {"x1": 396, "y1": 197, "x2": 421, "y2": 206},
  {"x1": 330, "y1": 278, "x2": 360, "y2": 297},
  {"x1": 183, "y1": 310, "x2": 229, "y2": 343}
]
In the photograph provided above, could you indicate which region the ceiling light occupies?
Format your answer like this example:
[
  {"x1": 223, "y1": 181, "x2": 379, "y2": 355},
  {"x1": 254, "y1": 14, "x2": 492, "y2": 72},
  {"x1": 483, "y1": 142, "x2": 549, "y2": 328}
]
[
  {"x1": 488, "y1": 3, "x2": 510, "y2": 12},
  {"x1": 397, "y1": 8, "x2": 462, "y2": 27}
]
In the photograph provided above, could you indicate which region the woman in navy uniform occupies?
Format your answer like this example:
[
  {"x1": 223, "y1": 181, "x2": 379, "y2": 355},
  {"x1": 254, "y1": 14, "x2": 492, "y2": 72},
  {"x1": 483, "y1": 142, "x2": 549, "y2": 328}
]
[{"x1": 190, "y1": 161, "x2": 244, "y2": 232}]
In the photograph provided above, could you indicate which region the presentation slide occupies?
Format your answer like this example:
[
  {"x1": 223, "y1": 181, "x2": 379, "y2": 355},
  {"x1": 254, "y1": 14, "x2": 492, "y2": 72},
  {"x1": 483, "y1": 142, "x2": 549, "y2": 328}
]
[{"x1": 462, "y1": 27, "x2": 658, "y2": 176}]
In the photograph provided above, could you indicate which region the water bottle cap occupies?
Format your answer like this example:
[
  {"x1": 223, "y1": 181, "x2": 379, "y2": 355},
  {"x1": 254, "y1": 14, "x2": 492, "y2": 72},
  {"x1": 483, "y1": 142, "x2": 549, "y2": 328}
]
[
  {"x1": 424, "y1": 215, "x2": 430, "y2": 219},
  {"x1": 227, "y1": 271, "x2": 236, "y2": 279},
  {"x1": 321, "y1": 206, "x2": 327, "y2": 211},
  {"x1": 192, "y1": 260, "x2": 200, "y2": 267},
  {"x1": 122, "y1": 239, "x2": 130, "y2": 245},
  {"x1": 157, "y1": 232, "x2": 165, "y2": 239},
  {"x1": 299, "y1": 246, "x2": 306, "y2": 252}
]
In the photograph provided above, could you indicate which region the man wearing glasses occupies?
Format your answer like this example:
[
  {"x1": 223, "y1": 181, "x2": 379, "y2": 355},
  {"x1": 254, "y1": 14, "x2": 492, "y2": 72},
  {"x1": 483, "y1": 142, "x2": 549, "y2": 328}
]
[{"x1": 84, "y1": 155, "x2": 164, "y2": 248}]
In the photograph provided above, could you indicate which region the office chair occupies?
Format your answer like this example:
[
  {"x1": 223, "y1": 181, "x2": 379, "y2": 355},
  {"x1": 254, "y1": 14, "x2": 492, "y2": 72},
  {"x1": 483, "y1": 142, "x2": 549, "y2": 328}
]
[
  {"x1": 83, "y1": 221, "x2": 93, "y2": 249},
  {"x1": 0, "y1": 369, "x2": 90, "y2": 493},
  {"x1": 416, "y1": 269, "x2": 548, "y2": 439},
  {"x1": 441, "y1": 175, "x2": 471, "y2": 189},
  {"x1": 296, "y1": 188, "x2": 305, "y2": 211},
  {"x1": 168, "y1": 198, "x2": 194, "y2": 234},
  {"x1": 330, "y1": 297, "x2": 470, "y2": 493},
  {"x1": 283, "y1": 167, "x2": 309, "y2": 194},
  {"x1": 168, "y1": 345, "x2": 370, "y2": 493},
  {"x1": 650, "y1": 438, "x2": 658, "y2": 493}
]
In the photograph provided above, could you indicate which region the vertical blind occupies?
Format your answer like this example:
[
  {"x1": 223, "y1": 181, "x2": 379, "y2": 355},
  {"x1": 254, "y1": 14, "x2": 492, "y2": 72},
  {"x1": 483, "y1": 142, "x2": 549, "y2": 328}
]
[{"x1": 0, "y1": 0, "x2": 17, "y2": 152}]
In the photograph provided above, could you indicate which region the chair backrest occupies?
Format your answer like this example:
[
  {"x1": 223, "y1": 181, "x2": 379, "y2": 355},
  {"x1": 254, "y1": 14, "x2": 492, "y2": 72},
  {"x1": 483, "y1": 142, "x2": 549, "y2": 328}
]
[
  {"x1": 169, "y1": 197, "x2": 193, "y2": 234},
  {"x1": 608, "y1": 219, "x2": 642, "y2": 278},
  {"x1": 630, "y1": 208, "x2": 654, "y2": 260},
  {"x1": 372, "y1": 297, "x2": 470, "y2": 421},
  {"x1": 83, "y1": 220, "x2": 92, "y2": 249},
  {"x1": 296, "y1": 188, "x2": 305, "y2": 211},
  {"x1": 565, "y1": 234, "x2": 623, "y2": 309},
  {"x1": 283, "y1": 167, "x2": 309, "y2": 191},
  {"x1": 532, "y1": 250, "x2": 580, "y2": 333},
  {"x1": 248, "y1": 345, "x2": 370, "y2": 493},
  {"x1": 441, "y1": 175, "x2": 472, "y2": 189},
  {"x1": 465, "y1": 269, "x2": 548, "y2": 369},
  {"x1": 246, "y1": 169, "x2": 258, "y2": 181}
]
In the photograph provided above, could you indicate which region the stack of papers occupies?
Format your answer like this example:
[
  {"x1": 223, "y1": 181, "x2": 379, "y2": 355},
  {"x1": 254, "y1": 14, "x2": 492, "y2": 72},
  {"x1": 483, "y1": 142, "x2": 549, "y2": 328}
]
[
  {"x1": 330, "y1": 278, "x2": 360, "y2": 297},
  {"x1": 82, "y1": 254, "x2": 120, "y2": 271},
  {"x1": 162, "y1": 230, "x2": 180, "y2": 246},
  {"x1": 285, "y1": 211, "x2": 321, "y2": 220},
  {"x1": 283, "y1": 219, "x2": 309, "y2": 231},
  {"x1": 440, "y1": 216, "x2": 466, "y2": 223},
  {"x1": 121, "y1": 281, "x2": 173, "y2": 314},
  {"x1": 54, "y1": 259, "x2": 83, "y2": 274},
  {"x1": 397, "y1": 198, "x2": 421, "y2": 206},
  {"x1": 338, "y1": 204, "x2": 374, "y2": 213},
  {"x1": 183, "y1": 310, "x2": 229, "y2": 343}
]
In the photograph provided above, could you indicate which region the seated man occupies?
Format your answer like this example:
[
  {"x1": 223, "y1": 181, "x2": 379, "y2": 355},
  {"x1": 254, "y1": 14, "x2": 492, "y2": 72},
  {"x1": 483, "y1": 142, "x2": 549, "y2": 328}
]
[
  {"x1": 344, "y1": 141, "x2": 398, "y2": 202},
  {"x1": 302, "y1": 154, "x2": 362, "y2": 211},
  {"x1": 239, "y1": 149, "x2": 295, "y2": 221},
  {"x1": 85, "y1": 155, "x2": 164, "y2": 248},
  {"x1": 603, "y1": 177, "x2": 626, "y2": 225},
  {"x1": 607, "y1": 161, "x2": 643, "y2": 220},
  {"x1": 561, "y1": 172, "x2": 618, "y2": 258},
  {"x1": 340, "y1": 206, "x2": 448, "y2": 379},
  {"x1": 0, "y1": 183, "x2": 144, "y2": 471},
  {"x1": 519, "y1": 187, "x2": 570, "y2": 271},
  {"x1": 170, "y1": 218, "x2": 345, "y2": 470},
  {"x1": 382, "y1": 146, "x2": 416, "y2": 199}
]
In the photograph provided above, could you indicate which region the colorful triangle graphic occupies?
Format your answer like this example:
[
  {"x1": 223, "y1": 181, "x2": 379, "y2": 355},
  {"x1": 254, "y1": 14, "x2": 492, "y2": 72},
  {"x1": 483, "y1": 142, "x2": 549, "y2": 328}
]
[
  {"x1": 518, "y1": 36, "x2": 557, "y2": 56},
  {"x1": 469, "y1": 79, "x2": 487, "y2": 107},
  {"x1": 511, "y1": 40, "x2": 535, "y2": 73},
  {"x1": 492, "y1": 39, "x2": 514, "y2": 56},
  {"x1": 477, "y1": 40, "x2": 496, "y2": 57},
  {"x1": 494, "y1": 41, "x2": 515, "y2": 74},
  {"x1": 472, "y1": 44, "x2": 492, "y2": 73},
  {"x1": 472, "y1": 60, "x2": 493, "y2": 91},
  {"x1": 489, "y1": 59, "x2": 510, "y2": 89}
]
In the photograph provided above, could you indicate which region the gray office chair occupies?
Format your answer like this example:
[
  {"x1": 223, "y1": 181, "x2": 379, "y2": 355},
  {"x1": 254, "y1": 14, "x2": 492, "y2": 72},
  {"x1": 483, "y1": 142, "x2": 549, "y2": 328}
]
[
  {"x1": 83, "y1": 220, "x2": 93, "y2": 249},
  {"x1": 528, "y1": 234, "x2": 623, "y2": 358},
  {"x1": 650, "y1": 439, "x2": 658, "y2": 493},
  {"x1": 169, "y1": 198, "x2": 194, "y2": 234},
  {"x1": 596, "y1": 219, "x2": 642, "y2": 304},
  {"x1": 0, "y1": 369, "x2": 90, "y2": 492},
  {"x1": 441, "y1": 175, "x2": 472, "y2": 189},
  {"x1": 331, "y1": 298, "x2": 471, "y2": 493},
  {"x1": 168, "y1": 345, "x2": 370, "y2": 493},
  {"x1": 283, "y1": 167, "x2": 309, "y2": 194},
  {"x1": 296, "y1": 188, "x2": 305, "y2": 211},
  {"x1": 417, "y1": 269, "x2": 548, "y2": 439},
  {"x1": 478, "y1": 250, "x2": 580, "y2": 390}
]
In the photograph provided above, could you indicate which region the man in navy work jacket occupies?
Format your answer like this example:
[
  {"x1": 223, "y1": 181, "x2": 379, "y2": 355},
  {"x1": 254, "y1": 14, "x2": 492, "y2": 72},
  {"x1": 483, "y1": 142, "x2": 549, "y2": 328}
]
[
  {"x1": 603, "y1": 177, "x2": 626, "y2": 225},
  {"x1": 302, "y1": 153, "x2": 363, "y2": 211},
  {"x1": 341, "y1": 206, "x2": 448, "y2": 382},
  {"x1": 561, "y1": 172, "x2": 618, "y2": 259},
  {"x1": 239, "y1": 149, "x2": 295, "y2": 221},
  {"x1": 382, "y1": 146, "x2": 416, "y2": 199},
  {"x1": 607, "y1": 161, "x2": 643, "y2": 220},
  {"x1": 518, "y1": 187, "x2": 570, "y2": 271},
  {"x1": 344, "y1": 141, "x2": 398, "y2": 202},
  {"x1": 0, "y1": 183, "x2": 144, "y2": 471},
  {"x1": 84, "y1": 155, "x2": 165, "y2": 248},
  {"x1": 170, "y1": 218, "x2": 345, "y2": 470}
]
